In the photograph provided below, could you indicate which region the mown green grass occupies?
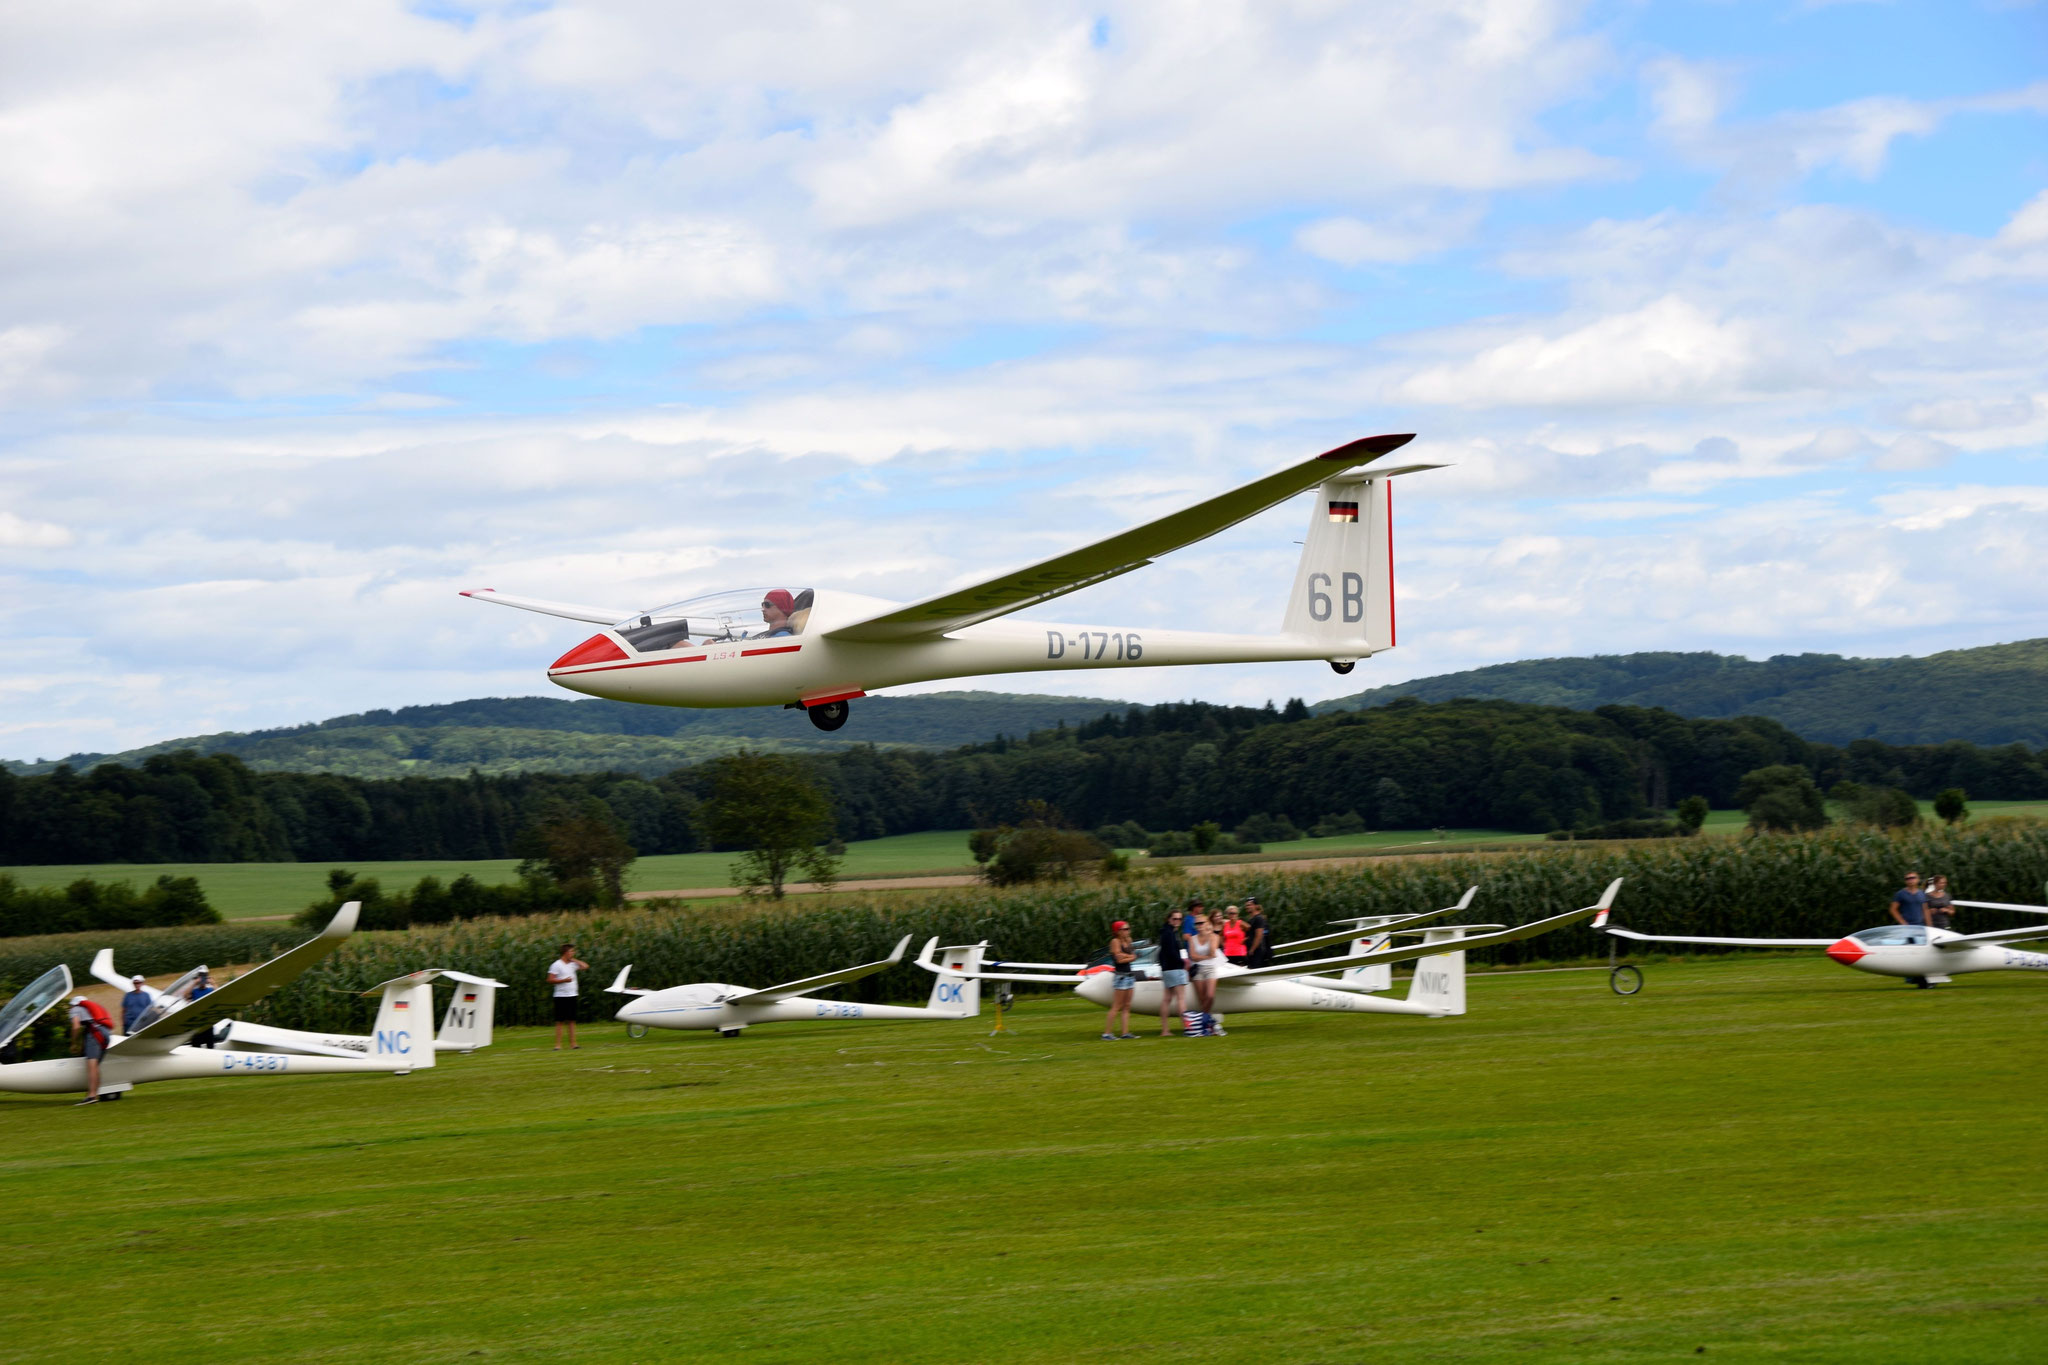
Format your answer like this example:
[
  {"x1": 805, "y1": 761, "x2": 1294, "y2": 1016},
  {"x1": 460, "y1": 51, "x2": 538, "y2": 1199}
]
[{"x1": 3, "y1": 954, "x2": 2042, "y2": 1363}]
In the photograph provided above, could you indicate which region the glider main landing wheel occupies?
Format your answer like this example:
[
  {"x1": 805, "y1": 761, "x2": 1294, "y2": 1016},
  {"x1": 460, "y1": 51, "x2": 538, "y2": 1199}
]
[
  {"x1": 1329, "y1": 659, "x2": 1356, "y2": 675},
  {"x1": 626, "y1": 1023, "x2": 648, "y2": 1039},
  {"x1": 1609, "y1": 965, "x2": 1643, "y2": 995},
  {"x1": 807, "y1": 700, "x2": 850, "y2": 731}
]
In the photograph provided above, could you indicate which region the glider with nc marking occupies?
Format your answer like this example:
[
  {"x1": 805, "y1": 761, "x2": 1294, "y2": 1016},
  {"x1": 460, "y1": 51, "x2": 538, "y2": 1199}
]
[
  {"x1": 464, "y1": 434, "x2": 1439, "y2": 731},
  {"x1": 0, "y1": 903, "x2": 436, "y2": 1099}
]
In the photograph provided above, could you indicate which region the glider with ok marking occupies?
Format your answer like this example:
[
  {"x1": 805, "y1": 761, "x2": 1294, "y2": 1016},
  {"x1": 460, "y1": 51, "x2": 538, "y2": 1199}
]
[{"x1": 465, "y1": 434, "x2": 1438, "y2": 731}]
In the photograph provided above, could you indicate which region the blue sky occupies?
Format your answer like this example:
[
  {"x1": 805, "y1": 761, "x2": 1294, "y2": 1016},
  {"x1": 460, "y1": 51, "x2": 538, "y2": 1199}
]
[{"x1": 1, "y1": 0, "x2": 2044, "y2": 760}]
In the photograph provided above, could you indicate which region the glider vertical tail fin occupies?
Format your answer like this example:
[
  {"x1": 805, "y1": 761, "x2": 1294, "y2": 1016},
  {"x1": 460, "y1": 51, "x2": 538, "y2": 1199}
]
[
  {"x1": 1404, "y1": 930, "x2": 1467, "y2": 1016},
  {"x1": 437, "y1": 974, "x2": 501, "y2": 1052},
  {"x1": 1339, "y1": 930, "x2": 1393, "y2": 993},
  {"x1": 926, "y1": 943, "x2": 986, "y2": 1016},
  {"x1": 370, "y1": 981, "x2": 436, "y2": 1071},
  {"x1": 1282, "y1": 464, "x2": 1440, "y2": 654}
]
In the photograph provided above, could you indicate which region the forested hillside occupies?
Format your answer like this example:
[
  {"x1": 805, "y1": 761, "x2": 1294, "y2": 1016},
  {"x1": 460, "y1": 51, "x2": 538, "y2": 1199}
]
[
  {"x1": 1319, "y1": 639, "x2": 2048, "y2": 747},
  {"x1": 7, "y1": 698, "x2": 2046, "y2": 865},
  {"x1": 1, "y1": 690, "x2": 1125, "y2": 779}
]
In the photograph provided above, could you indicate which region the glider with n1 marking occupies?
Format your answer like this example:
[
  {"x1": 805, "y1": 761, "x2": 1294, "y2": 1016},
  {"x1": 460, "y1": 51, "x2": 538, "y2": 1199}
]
[
  {"x1": 464, "y1": 434, "x2": 1438, "y2": 731},
  {"x1": 0, "y1": 904, "x2": 437, "y2": 1099}
]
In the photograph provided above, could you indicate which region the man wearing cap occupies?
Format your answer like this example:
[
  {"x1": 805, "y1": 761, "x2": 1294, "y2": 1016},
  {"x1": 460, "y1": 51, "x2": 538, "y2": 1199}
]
[
  {"x1": 68, "y1": 994, "x2": 113, "y2": 1103},
  {"x1": 1101, "y1": 920, "x2": 1138, "y2": 1040},
  {"x1": 120, "y1": 976, "x2": 153, "y2": 1034},
  {"x1": 760, "y1": 590, "x2": 798, "y2": 637}
]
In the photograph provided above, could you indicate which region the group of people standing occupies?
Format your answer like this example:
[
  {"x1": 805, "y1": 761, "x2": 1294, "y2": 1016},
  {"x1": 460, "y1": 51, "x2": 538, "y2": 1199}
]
[
  {"x1": 1889, "y1": 871, "x2": 1957, "y2": 929},
  {"x1": 1101, "y1": 896, "x2": 1271, "y2": 1039}
]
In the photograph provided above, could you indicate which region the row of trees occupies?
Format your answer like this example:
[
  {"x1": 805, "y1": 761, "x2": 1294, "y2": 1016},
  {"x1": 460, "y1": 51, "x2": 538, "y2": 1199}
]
[{"x1": 9, "y1": 698, "x2": 2048, "y2": 868}]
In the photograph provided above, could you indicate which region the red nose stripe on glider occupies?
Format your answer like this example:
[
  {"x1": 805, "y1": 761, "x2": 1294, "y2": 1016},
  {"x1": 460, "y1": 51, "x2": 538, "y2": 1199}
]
[
  {"x1": 1825, "y1": 938, "x2": 1865, "y2": 964},
  {"x1": 552, "y1": 635, "x2": 629, "y2": 669}
]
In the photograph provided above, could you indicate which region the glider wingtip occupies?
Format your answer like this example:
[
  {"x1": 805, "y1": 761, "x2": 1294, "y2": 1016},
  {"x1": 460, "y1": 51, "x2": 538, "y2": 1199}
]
[
  {"x1": 326, "y1": 900, "x2": 361, "y2": 936},
  {"x1": 1321, "y1": 432, "x2": 1416, "y2": 461}
]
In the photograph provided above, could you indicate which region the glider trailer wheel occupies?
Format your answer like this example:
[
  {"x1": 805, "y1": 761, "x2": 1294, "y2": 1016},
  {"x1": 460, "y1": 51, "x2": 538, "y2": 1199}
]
[
  {"x1": 807, "y1": 699, "x2": 850, "y2": 731},
  {"x1": 1609, "y1": 965, "x2": 1643, "y2": 995}
]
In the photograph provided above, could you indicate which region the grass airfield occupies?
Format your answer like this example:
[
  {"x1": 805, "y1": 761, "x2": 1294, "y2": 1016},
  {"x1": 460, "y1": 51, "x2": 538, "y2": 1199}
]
[{"x1": 4, "y1": 955, "x2": 2045, "y2": 1363}]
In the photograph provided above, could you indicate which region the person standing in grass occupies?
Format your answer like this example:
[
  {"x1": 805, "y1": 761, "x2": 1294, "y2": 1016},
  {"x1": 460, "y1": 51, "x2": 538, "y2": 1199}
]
[
  {"x1": 1243, "y1": 896, "x2": 1272, "y2": 968},
  {"x1": 1155, "y1": 909, "x2": 1189, "y2": 1037},
  {"x1": 68, "y1": 995, "x2": 112, "y2": 1103},
  {"x1": 548, "y1": 944, "x2": 589, "y2": 1050},
  {"x1": 1220, "y1": 906, "x2": 1249, "y2": 966},
  {"x1": 1187, "y1": 913, "x2": 1223, "y2": 1036},
  {"x1": 1925, "y1": 875, "x2": 1955, "y2": 930},
  {"x1": 1101, "y1": 920, "x2": 1137, "y2": 1040}
]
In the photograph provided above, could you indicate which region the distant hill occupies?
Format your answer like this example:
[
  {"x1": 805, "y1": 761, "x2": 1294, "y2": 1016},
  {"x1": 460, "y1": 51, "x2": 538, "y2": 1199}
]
[
  {"x1": 1316, "y1": 639, "x2": 2048, "y2": 747},
  {"x1": 2, "y1": 691, "x2": 1134, "y2": 780}
]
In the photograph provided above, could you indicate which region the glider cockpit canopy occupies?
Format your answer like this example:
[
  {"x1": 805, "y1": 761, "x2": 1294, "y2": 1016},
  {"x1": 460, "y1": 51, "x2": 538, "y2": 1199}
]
[
  {"x1": 613, "y1": 587, "x2": 815, "y2": 652},
  {"x1": 0, "y1": 964, "x2": 72, "y2": 1052}
]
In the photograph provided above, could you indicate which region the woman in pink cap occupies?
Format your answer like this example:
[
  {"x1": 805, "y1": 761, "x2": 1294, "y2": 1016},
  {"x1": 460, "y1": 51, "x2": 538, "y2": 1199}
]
[{"x1": 1102, "y1": 920, "x2": 1137, "y2": 1040}]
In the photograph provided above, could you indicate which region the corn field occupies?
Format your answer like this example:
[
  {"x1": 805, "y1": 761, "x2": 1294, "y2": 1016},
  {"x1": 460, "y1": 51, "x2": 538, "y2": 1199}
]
[{"x1": 6, "y1": 820, "x2": 2045, "y2": 1034}]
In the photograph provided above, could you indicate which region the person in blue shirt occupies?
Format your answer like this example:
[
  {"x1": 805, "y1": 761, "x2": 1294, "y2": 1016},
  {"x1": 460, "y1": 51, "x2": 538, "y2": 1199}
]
[
  {"x1": 120, "y1": 975, "x2": 152, "y2": 1033},
  {"x1": 1889, "y1": 872, "x2": 1928, "y2": 927},
  {"x1": 186, "y1": 970, "x2": 217, "y2": 1047}
]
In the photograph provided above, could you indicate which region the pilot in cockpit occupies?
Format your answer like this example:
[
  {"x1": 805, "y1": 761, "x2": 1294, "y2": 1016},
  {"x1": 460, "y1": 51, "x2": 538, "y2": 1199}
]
[{"x1": 760, "y1": 590, "x2": 797, "y2": 638}]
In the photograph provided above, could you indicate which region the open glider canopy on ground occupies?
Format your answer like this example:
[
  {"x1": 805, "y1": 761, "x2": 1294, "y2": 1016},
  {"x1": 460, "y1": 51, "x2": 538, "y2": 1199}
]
[
  {"x1": 921, "y1": 880, "x2": 1624, "y2": 1028},
  {"x1": 609, "y1": 935, "x2": 987, "y2": 1037},
  {"x1": 1603, "y1": 896, "x2": 2048, "y2": 988},
  {"x1": 0, "y1": 903, "x2": 440, "y2": 1098},
  {"x1": 466, "y1": 435, "x2": 1441, "y2": 731}
]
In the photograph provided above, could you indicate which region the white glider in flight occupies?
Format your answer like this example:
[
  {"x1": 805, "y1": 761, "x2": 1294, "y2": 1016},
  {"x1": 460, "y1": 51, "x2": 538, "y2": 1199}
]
[{"x1": 465, "y1": 434, "x2": 1439, "y2": 730}]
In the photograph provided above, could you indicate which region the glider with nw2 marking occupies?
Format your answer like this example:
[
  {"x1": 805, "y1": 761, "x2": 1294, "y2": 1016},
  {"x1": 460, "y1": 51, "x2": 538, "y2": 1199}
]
[
  {"x1": 0, "y1": 903, "x2": 437, "y2": 1099},
  {"x1": 922, "y1": 881, "x2": 1624, "y2": 1032},
  {"x1": 609, "y1": 936, "x2": 986, "y2": 1037},
  {"x1": 464, "y1": 434, "x2": 1441, "y2": 731}
]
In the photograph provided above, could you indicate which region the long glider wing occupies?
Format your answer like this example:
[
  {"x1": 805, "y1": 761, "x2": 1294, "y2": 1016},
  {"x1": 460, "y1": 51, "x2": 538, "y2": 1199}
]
[
  {"x1": 1936, "y1": 923, "x2": 2048, "y2": 950},
  {"x1": 1950, "y1": 899, "x2": 2048, "y2": 917},
  {"x1": 723, "y1": 935, "x2": 912, "y2": 1006},
  {"x1": 1603, "y1": 928, "x2": 1838, "y2": 947},
  {"x1": 107, "y1": 903, "x2": 360, "y2": 1055},
  {"x1": 824, "y1": 435, "x2": 1426, "y2": 643},
  {"x1": 458, "y1": 588, "x2": 634, "y2": 625},
  {"x1": 1219, "y1": 879, "x2": 1626, "y2": 985}
]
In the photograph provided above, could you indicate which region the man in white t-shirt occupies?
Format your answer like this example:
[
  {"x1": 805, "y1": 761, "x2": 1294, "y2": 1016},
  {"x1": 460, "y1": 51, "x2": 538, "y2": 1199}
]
[{"x1": 548, "y1": 943, "x2": 589, "y2": 1050}]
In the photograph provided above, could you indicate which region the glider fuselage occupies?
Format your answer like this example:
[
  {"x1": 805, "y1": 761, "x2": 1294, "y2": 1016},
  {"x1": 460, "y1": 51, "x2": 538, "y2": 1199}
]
[
  {"x1": 546, "y1": 595, "x2": 1369, "y2": 709},
  {"x1": 0, "y1": 1042, "x2": 423, "y2": 1095}
]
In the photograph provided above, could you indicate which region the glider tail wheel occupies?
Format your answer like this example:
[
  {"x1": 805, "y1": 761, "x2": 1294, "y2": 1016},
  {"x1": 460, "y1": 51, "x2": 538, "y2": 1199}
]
[
  {"x1": 1329, "y1": 659, "x2": 1356, "y2": 675},
  {"x1": 807, "y1": 700, "x2": 850, "y2": 731}
]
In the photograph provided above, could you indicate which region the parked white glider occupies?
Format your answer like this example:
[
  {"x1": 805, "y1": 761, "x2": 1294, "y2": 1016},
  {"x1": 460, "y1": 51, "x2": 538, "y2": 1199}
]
[
  {"x1": 0, "y1": 904, "x2": 435, "y2": 1098},
  {"x1": 465, "y1": 434, "x2": 1438, "y2": 731},
  {"x1": 609, "y1": 936, "x2": 986, "y2": 1036},
  {"x1": 925, "y1": 881, "x2": 1624, "y2": 1026},
  {"x1": 90, "y1": 950, "x2": 506, "y2": 1055},
  {"x1": 1603, "y1": 897, "x2": 2048, "y2": 988}
]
